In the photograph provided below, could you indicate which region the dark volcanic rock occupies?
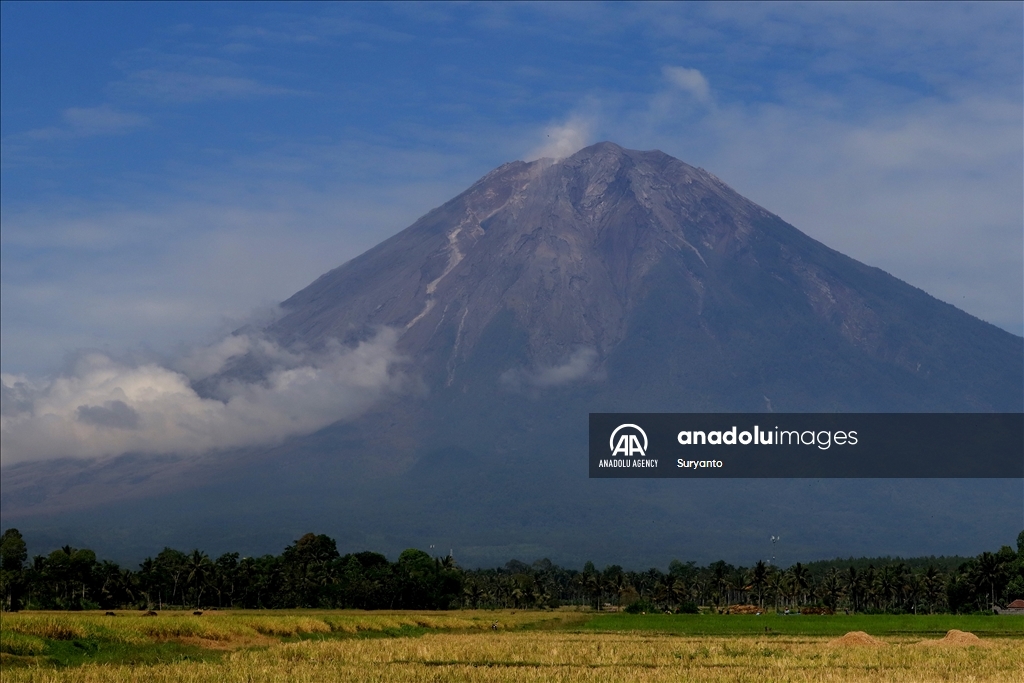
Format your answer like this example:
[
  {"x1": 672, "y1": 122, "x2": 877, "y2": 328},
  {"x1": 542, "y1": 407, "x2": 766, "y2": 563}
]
[
  {"x1": 273, "y1": 141, "x2": 1020, "y2": 412},
  {"x1": 3, "y1": 142, "x2": 1021, "y2": 567}
]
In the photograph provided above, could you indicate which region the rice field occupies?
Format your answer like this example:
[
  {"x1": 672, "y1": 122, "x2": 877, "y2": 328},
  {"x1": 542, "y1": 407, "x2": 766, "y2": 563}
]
[{"x1": 2, "y1": 610, "x2": 1020, "y2": 682}]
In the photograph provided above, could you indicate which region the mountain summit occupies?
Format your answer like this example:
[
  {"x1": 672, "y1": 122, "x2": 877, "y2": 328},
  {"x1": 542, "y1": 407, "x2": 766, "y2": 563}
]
[
  {"x1": 270, "y1": 141, "x2": 1020, "y2": 412},
  {"x1": 3, "y1": 142, "x2": 1021, "y2": 565},
  {"x1": 275, "y1": 142, "x2": 755, "y2": 365}
]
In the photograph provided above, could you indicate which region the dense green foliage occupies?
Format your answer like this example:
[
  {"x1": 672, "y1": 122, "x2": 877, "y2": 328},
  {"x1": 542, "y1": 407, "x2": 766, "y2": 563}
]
[{"x1": 1, "y1": 528, "x2": 1021, "y2": 614}]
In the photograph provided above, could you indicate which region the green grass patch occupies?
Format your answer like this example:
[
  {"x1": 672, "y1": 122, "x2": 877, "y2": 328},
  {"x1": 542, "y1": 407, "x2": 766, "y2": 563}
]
[
  {"x1": 579, "y1": 613, "x2": 1024, "y2": 637},
  {"x1": 40, "y1": 637, "x2": 222, "y2": 668},
  {"x1": 1, "y1": 630, "x2": 48, "y2": 656},
  {"x1": 0, "y1": 620, "x2": 222, "y2": 668}
]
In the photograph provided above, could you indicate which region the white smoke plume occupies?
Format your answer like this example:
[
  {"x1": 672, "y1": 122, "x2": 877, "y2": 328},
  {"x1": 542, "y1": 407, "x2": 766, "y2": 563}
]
[
  {"x1": 526, "y1": 115, "x2": 593, "y2": 160},
  {"x1": 0, "y1": 329, "x2": 405, "y2": 465}
]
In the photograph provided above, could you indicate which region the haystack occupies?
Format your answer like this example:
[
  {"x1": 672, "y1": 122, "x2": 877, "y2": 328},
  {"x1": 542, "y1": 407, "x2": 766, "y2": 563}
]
[
  {"x1": 918, "y1": 629, "x2": 986, "y2": 647},
  {"x1": 828, "y1": 631, "x2": 886, "y2": 647}
]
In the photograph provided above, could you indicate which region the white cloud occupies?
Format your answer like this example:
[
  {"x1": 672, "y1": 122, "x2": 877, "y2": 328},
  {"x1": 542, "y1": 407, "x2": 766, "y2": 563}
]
[
  {"x1": 63, "y1": 106, "x2": 149, "y2": 135},
  {"x1": 501, "y1": 347, "x2": 602, "y2": 390},
  {"x1": 0, "y1": 328, "x2": 406, "y2": 465},
  {"x1": 526, "y1": 115, "x2": 593, "y2": 160},
  {"x1": 118, "y1": 70, "x2": 302, "y2": 103},
  {"x1": 663, "y1": 66, "x2": 710, "y2": 103},
  {"x1": 23, "y1": 106, "x2": 147, "y2": 141},
  {"x1": 531, "y1": 347, "x2": 601, "y2": 386},
  {"x1": 173, "y1": 333, "x2": 257, "y2": 380}
]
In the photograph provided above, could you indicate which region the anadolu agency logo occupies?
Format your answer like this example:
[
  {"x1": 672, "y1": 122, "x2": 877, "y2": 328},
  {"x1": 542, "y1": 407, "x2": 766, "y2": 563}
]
[
  {"x1": 599, "y1": 424, "x2": 658, "y2": 469},
  {"x1": 610, "y1": 424, "x2": 647, "y2": 456}
]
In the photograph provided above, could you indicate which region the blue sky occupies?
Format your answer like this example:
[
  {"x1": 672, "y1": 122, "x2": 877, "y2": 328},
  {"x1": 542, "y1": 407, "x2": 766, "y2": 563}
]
[{"x1": 2, "y1": 1, "x2": 1022, "y2": 380}]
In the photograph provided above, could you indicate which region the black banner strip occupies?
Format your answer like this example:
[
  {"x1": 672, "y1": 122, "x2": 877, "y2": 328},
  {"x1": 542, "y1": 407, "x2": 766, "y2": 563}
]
[{"x1": 589, "y1": 414, "x2": 1023, "y2": 478}]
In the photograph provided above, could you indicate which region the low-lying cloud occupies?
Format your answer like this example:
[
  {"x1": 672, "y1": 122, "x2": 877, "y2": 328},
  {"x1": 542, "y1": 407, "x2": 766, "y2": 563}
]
[
  {"x1": 501, "y1": 347, "x2": 602, "y2": 390},
  {"x1": 0, "y1": 329, "x2": 406, "y2": 465}
]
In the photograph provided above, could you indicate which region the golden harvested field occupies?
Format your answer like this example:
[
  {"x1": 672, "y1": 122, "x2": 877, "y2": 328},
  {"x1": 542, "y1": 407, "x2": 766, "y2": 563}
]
[{"x1": 2, "y1": 611, "x2": 1020, "y2": 682}]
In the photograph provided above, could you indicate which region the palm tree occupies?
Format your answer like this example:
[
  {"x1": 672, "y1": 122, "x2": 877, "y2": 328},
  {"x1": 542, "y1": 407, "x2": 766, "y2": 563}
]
[
  {"x1": 117, "y1": 569, "x2": 137, "y2": 608},
  {"x1": 891, "y1": 563, "x2": 910, "y2": 611},
  {"x1": 843, "y1": 566, "x2": 861, "y2": 613},
  {"x1": 530, "y1": 582, "x2": 551, "y2": 608},
  {"x1": 875, "y1": 566, "x2": 898, "y2": 612},
  {"x1": 463, "y1": 581, "x2": 483, "y2": 609},
  {"x1": 819, "y1": 568, "x2": 842, "y2": 610},
  {"x1": 185, "y1": 550, "x2": 212, "y2": 609},
  {"x1": 903, "y1": 571, "x2": 924, "y2": 615},
  {"x1": 585, "y1": 573, "x2": 602, "y2": 610},
  {"x1": 766, "y1": 568, "x2": 785, "y2": 612},
  {"x1": 922, "y1": 566, "x2": 944, "y2": 614},
  {"x1": 671, "y1": 577, "x2": 689, "y2": 609},
  {"x1": 613, "y1": 573, "x2": 632, "y2": 607},
  {"x1": 653, "y1": 581, "x2": 670, "y2": 611},
  {"x1": 511, "y1": 585, "x2": 525, "y2": 609},
  {"x1": 748, "y1": 560, "x2": 768, "y2": 609},
  {"x1": 709, "y1": 561, "x2": 730, "y2": 608},
  {"x1": 788, "y1": 563, "x2": 810, "y2": 608},
  {"x1": 97, "y1": 560, "x2": 122, "y2": 608},
  {"x1": 862, "y1": 566, "x2": 878, "y2": 611},
  {"x1": 973, "y1": 552, "x2": 1004, "y2": 611}
]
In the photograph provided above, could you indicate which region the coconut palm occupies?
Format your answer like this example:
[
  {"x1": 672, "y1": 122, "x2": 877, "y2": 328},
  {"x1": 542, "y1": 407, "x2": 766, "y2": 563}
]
[
  {"x1": 973, "y1": 552, "x2": 1004, "y2": 611},
  {"x1": 671, "y1": 577, "x2": 689, "y2": 609},
  {"x1": 903, "y1": 571, "x2": 925, "y2": 614},
  {"x1": 862, "y1": 566, "x2": 878, "y2": 611},
  {"x1": 874, "y1": 566, "x2": 898, "y2": 612},
  {"x1": 788, "y1": 563, "x2": 810, "y2": 608},
  {"x1": 843, "y1": 566, "x2": 862, "y2": 613},
  {"x1": 585, "y1": 573, "x2": 602, "y2": 610},
  {"x1": 819, "y1": 568, "x2": 842, "y2": 610},
  {"x1": 891, "y1": 563, "x2": 910, "y2": 611},
  {"x1": 613, "y1": 573, "x2": 632, "y2": 607},
  {"x1": 748, "y1": 560, "x2": 769, "y2": 609},
  {"x1": 766, "y1": 568, "x2": 785, "y2": 612},
  {"x1": 922, "y1": 566, "x2": 944, "y2": 614},
  {"x1": 185, "y1": 549, "x2": 213, "y2": 609},
  {"x1": 652, "y1": 581, "x2": 670, "y2": 610},
  {"x1": 463, "y1": 580, "x2": 483, "y2": 608}
]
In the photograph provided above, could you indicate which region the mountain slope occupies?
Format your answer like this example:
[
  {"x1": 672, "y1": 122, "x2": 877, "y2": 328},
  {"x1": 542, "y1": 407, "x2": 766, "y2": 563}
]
[
  {"x1": 2, "y1": 142, "x2": 1021, "y2": 567},
  {"x1": 271, "y1": 141, "x2": 1021, "y2": 412}
]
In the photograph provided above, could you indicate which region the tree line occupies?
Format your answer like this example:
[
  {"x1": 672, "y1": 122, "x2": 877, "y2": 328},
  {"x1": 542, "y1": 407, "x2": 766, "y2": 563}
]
[{"x1": 1, "y1": 528, "x2": 1021, "y2": 614}]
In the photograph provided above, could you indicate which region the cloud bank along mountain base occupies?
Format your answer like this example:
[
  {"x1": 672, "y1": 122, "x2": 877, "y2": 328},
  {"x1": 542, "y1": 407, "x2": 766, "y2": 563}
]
[{"x1": 0, "y1": 327, "x2": 407, "y2": 464}]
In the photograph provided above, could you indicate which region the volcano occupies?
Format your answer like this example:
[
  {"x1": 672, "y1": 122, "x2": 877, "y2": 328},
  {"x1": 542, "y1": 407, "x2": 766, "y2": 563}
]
[
  {"x1": 3, "y1": 142, "x2": 1021, "y2": 566},
  {"x1": 267, "y1": 141, "x2": 1020, "y2": 411}
]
